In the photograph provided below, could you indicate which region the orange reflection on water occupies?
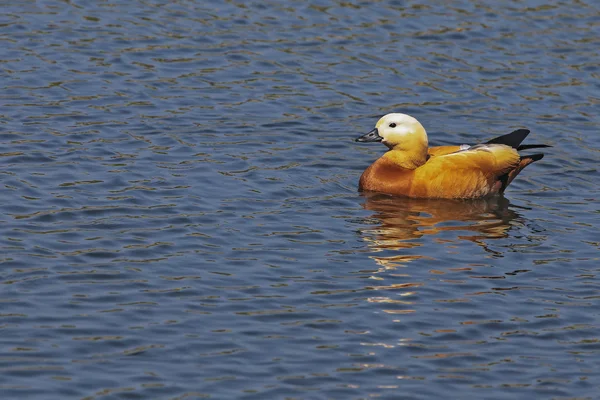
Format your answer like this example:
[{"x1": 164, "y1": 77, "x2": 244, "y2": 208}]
[
  {"x1": 360, "y1": 192, "x2": 519, "y2": 267},
  {"x1": 359, "y1": 193, "x2": 521, "y2": 314}
]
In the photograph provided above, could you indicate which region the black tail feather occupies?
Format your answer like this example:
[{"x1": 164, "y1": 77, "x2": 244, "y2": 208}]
[
  {"x1": 516, "y1": 144, "x2": 552, "y2": 151},
  {"x1": 522, "y1": 153, "x2": 544, "y2": 162},
  {"x1": 486, "y1": 129, "x2": 530, "y2": 149}
]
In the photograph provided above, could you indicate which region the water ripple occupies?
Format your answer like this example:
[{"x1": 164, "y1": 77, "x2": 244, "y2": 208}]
[{"x1": 2, "y1": 0, "x2": 600, "y2": 399}]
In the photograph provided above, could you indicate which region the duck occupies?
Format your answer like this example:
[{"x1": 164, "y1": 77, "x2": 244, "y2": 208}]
[{"x1": 355, "y1": 113, "x2": 550, "y2": 199}]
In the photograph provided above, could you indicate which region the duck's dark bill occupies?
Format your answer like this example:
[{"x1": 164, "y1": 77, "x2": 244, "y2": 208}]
[{"x1": 355, "y1": 128, "x2": 382, "y2": 142}]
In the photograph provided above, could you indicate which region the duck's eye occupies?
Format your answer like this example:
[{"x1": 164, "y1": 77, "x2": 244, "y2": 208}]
[{"x1": 389, "y1": 123, "x2": 397, "y2": 128}]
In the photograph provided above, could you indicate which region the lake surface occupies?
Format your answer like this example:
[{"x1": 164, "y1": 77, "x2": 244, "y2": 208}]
[{"x1": 1, "y1": 0, "x2": 599, "y2": 399}]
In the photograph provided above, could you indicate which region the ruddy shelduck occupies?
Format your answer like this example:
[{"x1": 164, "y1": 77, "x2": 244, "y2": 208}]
[{"x1": 356, "y1": 113, "x2": 549, "y2": 199}]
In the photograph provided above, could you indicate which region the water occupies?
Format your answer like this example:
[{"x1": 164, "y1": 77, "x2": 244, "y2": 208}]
[{"x1": 1, "y1": 0, "x2": 599, "y2": 399}]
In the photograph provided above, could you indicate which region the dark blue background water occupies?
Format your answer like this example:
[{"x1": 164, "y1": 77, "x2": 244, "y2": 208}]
[{"x1": 2, "y1": 1, "x2": 599, "y2": 399}]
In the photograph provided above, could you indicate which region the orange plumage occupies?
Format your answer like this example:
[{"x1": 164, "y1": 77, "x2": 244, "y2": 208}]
[{"x1": 356, "y1": 113, "x2": 549, "y2": 199}]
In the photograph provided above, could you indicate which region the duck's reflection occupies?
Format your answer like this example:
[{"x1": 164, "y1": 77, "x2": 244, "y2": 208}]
[
  {"x1": 354, "y1": 194, "x2": 525, "y2": 344},
  {"x1": 359, "y1": 192, "x2": 520, "y2": 270}
]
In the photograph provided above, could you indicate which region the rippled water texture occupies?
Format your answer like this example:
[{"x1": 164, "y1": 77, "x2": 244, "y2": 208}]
[{"x1": 2, "y1": 0, "x2": 600, "y2": 399}]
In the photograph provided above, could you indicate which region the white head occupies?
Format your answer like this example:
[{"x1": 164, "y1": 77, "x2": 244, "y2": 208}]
[
  {"x1": 381, "y1": 113, "x2": 427, "y2": 147},
  {"x1": 355, "y1": 113, "x2": 429, "y2": 167}
]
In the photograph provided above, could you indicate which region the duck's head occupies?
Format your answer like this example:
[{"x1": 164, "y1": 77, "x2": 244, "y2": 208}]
[{"x1": 356, "y1": 113, "x2": 428, "y2": 151}]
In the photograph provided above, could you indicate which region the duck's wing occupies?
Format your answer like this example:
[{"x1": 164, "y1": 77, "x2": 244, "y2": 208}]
[
  {"x1": 427, "y1": 144, "x2": 520, "y2": 174},
  {"x1": 430, "y1": 129, "x2": 550, "y2": 158},
  {"x1": 410, "y1": 144, "x2": 521, "y2": 198},
  {"x1": 429, "y1": 129, "x2": 531, "y2": 158}
]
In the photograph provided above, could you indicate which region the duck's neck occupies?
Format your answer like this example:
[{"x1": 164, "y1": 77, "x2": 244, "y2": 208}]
[{"x1": 383, "y1": 141, "x2": 429, "y2": 170}]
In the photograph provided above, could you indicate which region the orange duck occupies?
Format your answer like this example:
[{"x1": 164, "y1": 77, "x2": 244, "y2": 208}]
[{"x1": 356, "y1": 113, "x2": 550, "y2": 199}]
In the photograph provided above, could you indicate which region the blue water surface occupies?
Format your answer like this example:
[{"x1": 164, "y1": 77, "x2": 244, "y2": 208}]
[{"x1": 1, "y1": 0, "x2": 599, "y2": 399}]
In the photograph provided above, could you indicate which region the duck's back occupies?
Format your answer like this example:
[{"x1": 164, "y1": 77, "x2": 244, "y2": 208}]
[{"x1": 427, "y1": 145, "x2": 462, "y2": 157}]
